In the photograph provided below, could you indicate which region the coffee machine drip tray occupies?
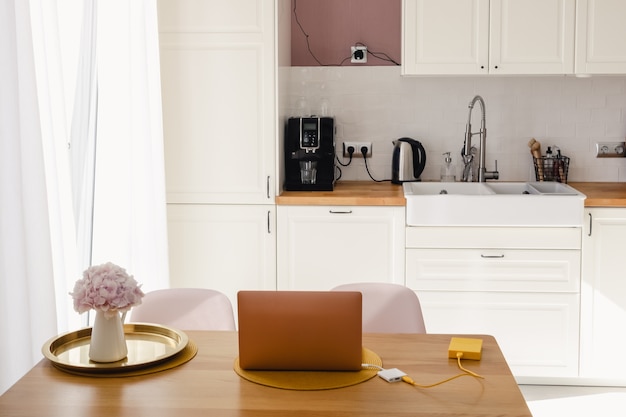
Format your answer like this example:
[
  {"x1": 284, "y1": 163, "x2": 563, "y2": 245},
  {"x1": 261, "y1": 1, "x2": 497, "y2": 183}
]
[{"x1": 284, "y1": 117, "x2": 336, "y2": 191}]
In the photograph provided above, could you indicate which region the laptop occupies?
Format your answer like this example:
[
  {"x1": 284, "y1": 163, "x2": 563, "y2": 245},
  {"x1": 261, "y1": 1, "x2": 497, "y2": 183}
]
[{"x1": 237, "y1": 290, "x2": 363, "y2": 371}]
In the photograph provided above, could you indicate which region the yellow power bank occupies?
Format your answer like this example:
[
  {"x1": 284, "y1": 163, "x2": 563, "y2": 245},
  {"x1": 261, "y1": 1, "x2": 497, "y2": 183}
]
[{"x1": 448, "y1": 337, "x2": 483, "y2": 360}]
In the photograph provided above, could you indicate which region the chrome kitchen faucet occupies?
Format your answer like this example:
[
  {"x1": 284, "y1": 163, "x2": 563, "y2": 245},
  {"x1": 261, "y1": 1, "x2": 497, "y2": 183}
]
[{"x1": 462, "y1": 95, "x2": 499, "y2": 182}]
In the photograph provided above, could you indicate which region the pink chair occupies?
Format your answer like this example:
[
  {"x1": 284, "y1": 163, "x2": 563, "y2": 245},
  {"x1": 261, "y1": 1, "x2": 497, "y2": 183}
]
[
  {"x1": 331, "y1": 283, "x2": 426, "y2": 333},
  {"x1": 130, "y1": 288, "x2": 236, "y2": 331}
]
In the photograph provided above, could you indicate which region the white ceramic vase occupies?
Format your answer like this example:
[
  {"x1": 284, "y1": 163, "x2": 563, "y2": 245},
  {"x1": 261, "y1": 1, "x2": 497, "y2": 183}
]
[{"x1": 89, "y1": 310, "x2": 128, "y2": 362}]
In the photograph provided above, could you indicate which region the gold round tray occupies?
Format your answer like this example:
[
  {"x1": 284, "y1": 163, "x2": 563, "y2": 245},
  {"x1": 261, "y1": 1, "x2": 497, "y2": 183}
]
[{"x1": 42, "y1": 323, "x2": 189, "y2": 374}]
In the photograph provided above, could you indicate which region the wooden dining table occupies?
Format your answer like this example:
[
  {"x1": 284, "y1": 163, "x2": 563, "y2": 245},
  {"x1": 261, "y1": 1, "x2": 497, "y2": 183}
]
[{"x1": 0, "y1": 331, "x2": 532, "y2": 417}]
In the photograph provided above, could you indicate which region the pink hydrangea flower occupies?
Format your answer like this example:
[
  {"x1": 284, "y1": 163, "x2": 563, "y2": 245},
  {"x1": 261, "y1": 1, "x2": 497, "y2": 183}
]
[{"x1": 70, "y1": 262, "x2": 144, "y2": 319}]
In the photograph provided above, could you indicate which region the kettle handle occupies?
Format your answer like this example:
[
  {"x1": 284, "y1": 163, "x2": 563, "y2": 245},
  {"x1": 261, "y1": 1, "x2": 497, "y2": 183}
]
[
  {"x1": 397, "y1": 137, "x2": 427, "y2": 179},
  {"x1": 411, "y1": 140, "x2": 426, "y2": 179}
]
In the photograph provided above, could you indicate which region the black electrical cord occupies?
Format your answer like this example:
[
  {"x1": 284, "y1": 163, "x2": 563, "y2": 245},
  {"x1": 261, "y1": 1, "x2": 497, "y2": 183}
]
[
  {"x1": 354, "y1": 42, "x2": 400, "y2": 66},
  {"x1": 368, "y1": 50, "x2": 400, "y2": 66},
  {"x1": 335, "y1": 164, "x2": 343, "y2": 181},
  {"x1": 293, "y1": 0, "x2": 351, "y2": 66},
  {"x1": 293, "y1": 0, "x2": 324, "y2": 66},
  {"x1": 361, "y1": 146, "x2": 391, "y2": 183},
  {"x1": 336, "y1": 146, "x2": 354, "y2": 167}
]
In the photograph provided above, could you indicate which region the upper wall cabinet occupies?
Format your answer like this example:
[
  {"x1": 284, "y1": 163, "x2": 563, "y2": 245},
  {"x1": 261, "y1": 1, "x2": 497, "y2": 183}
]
[
  {"x1": 402, "y1": 0, "x2": 575, "y2": 75},
  {"x1": 576, "y1": 0, "x2": 626, "y2": 74},
  {"x1": 490, "y1": 0, "x2": 575, "y2": 74},
  {"x1": 402, "y1": 0, "x2": 489, "y2": 75},
  {"x1": 158, "y1": 0, "x2": 276, "y2": 204}
]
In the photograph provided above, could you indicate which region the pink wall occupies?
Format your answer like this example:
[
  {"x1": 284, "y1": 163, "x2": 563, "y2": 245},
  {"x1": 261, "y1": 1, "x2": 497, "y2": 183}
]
[{"x1": 291, "y1": 0, "x2": 401, "y2": 66}]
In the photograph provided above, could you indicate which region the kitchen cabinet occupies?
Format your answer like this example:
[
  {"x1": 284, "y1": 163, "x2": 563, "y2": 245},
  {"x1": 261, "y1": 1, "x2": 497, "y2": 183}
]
[
  {"x1": 406, "y1": 226, "x2": 582, "y2": 379},
  {"x1": 402, "y1": 0, "x2": 489, "y2": 75},
  {"x1": 575, "y1": 0, "x2": 626, "y2": 74},
  {"x1": 167, "y1": 204, "x2": 276, "y2": 312},
  {"x1": 158, "y1": 0, "x2": 276, "y2": 204},
  {"x1": 157, "y1": 0, "x2": 277, "y2": 306},
  {"x1": 402, "y1": 0, "x2": 575, "y2": 75},
  {"x1": 277, "y1": 206, "x2": 405, "y2": 290},
  {"x1": 580, "y1": 208, "x2": 626, "y2": 380}
]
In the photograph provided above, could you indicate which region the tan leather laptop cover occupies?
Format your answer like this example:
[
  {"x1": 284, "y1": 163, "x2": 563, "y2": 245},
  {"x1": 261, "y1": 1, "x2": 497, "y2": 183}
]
[{"x1": 237, "y1": 290, "x2": 363, "y2": 371}]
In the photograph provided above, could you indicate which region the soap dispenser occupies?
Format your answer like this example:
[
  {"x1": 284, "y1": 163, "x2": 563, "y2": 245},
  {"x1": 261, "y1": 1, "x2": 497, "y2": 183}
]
[{"x1": 440, "y1": 152, "x2": 456, "y2": 182}]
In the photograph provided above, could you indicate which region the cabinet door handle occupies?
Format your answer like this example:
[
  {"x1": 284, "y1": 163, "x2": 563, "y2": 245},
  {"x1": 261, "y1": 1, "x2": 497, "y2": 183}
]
[
  {"x1": 588, "y1": 212, "x2": 592, "y2": 237},
  {"x1": 266, "y1": 176, "x2": 271, "y2": 199},
  {"x1": 329, "y1": 210, "x2": 353, "y2": 214},
  {"x1": 267, "y1": 210, "x2": 271, "y2": 234},
  {"x1": 480, "y1": 253, "x2": 505, "y2": 259}
]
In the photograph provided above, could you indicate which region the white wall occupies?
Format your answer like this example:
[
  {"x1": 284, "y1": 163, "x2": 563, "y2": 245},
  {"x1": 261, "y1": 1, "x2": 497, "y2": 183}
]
[{"x1": 283, "y1": 67, "x2": 626, "y2": 183}]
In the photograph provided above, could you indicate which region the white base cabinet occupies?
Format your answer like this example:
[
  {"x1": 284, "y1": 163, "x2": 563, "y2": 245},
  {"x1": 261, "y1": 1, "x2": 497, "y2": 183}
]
[
  {"x1": 406, "y1": 226, "x2": 581, "y2": 379},
  {"x1": 167, "y1": 204, "x2": 276, "y2": 312},
  {"x1": 580, "y1": 208, "x2": 626, "y2": 380},
  {"x1": 277, "y1": 206, "x2": 405, "y2": 290}
]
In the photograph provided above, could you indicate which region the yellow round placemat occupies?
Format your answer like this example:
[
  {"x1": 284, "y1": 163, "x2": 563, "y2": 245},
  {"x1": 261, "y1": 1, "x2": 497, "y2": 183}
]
[
  {"x1": 52, "y1": 339, "x2": 198, "y2": 378},
  {"x1": 233, "y1": 347, "x2": 382, "y2": 390}
]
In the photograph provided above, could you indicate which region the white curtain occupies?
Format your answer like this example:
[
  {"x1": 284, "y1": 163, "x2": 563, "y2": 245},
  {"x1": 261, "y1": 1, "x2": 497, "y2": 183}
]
[
  {"x1": 0, "y1": 0, "x2": 62, "y2": 396},
  {"x1": 0, "y1": 0, "x2": 169, "y2": 394},
  {"x1": 90, "y1": 0, "x2": 169, "y2": 293},
  {"x1": 69, "y1": 0, "x2": 98, "y2": 277}
]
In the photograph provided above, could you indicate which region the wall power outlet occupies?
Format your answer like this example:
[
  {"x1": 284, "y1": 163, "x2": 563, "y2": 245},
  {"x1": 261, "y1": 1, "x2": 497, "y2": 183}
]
[
  {"x1": 596, "y1": 141, "x2": 626, "y2": 157},
  {"x1": 351, "y1": 46, "x2": 367, "y2": 63},
  {"x1": 343, "y1": 142, "x2": 372, "y2": 158}
]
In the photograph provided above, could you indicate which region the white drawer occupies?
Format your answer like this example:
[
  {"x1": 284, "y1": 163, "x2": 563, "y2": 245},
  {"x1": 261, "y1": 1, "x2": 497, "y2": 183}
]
[
  {"x1": 406, "y1": 226, "x2": 582, "y2": 249},
  {"x1": 406, "y1": 248, "x2": 580, "y2": 292}
]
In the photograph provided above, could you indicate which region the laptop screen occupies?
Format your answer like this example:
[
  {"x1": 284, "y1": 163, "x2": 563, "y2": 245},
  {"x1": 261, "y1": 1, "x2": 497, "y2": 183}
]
[{"x1": 237, "y1": 290, "x2": 363, "y2": 371}]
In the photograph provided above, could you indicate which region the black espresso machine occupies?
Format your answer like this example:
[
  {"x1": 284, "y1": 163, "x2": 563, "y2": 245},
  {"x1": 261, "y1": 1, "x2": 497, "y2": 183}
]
[{"x1": 284, "y1": 117, "x2": 335, "y2": 191}]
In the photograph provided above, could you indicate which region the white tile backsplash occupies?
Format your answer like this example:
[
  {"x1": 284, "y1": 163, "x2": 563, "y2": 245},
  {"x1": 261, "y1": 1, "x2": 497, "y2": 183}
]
[{"x1": 283, "y1": 66, "x2": 626, "y2": 182}]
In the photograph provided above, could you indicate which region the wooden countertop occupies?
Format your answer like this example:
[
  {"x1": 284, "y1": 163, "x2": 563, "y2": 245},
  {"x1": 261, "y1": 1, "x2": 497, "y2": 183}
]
[
  {"x1": 276, "y1": 181, "x2": 626, "y2": 208},
  {"x1": 568, "y1": 182, "x2": 626, "y2": 207},
  {"x1": 276, "y1": 181, "x2": 405, "y2": 206}
]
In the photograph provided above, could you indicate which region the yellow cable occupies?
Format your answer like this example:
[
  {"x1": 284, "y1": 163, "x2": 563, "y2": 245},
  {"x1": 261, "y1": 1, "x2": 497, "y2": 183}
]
[
  {"x1": 401, "y1": 372, "x2": 474, "y2": 388},
  {"x1": 401, "y1": 352, "x2": 483, "y2": 389},
  {"x1": 456, "y1": 352, "x2": 483, "y2": 379}
]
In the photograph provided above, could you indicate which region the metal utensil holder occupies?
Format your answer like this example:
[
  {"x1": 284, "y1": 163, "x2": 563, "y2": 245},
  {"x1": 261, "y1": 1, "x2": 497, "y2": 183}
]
[{"x1": 533, "y1": 156, "x2": 569, "y2": 182}]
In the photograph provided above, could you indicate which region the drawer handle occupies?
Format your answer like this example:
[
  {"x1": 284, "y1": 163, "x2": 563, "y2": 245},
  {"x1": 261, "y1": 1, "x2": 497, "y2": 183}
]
[
  {"x1": 480, "y1": 254, "x2": 505, "y2": 259},
  {"x1": 329, "y1": 210, "x2": 353, "y2": 214}
]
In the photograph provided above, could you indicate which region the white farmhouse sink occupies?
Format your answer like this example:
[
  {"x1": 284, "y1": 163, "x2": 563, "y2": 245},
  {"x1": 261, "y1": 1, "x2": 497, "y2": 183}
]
[
  {"x1": 404, "y1": 182, "x2": 586, "y2": 227},
  {"x1": 403, "y1": 182, "x2": 495, "y2": 195}
]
